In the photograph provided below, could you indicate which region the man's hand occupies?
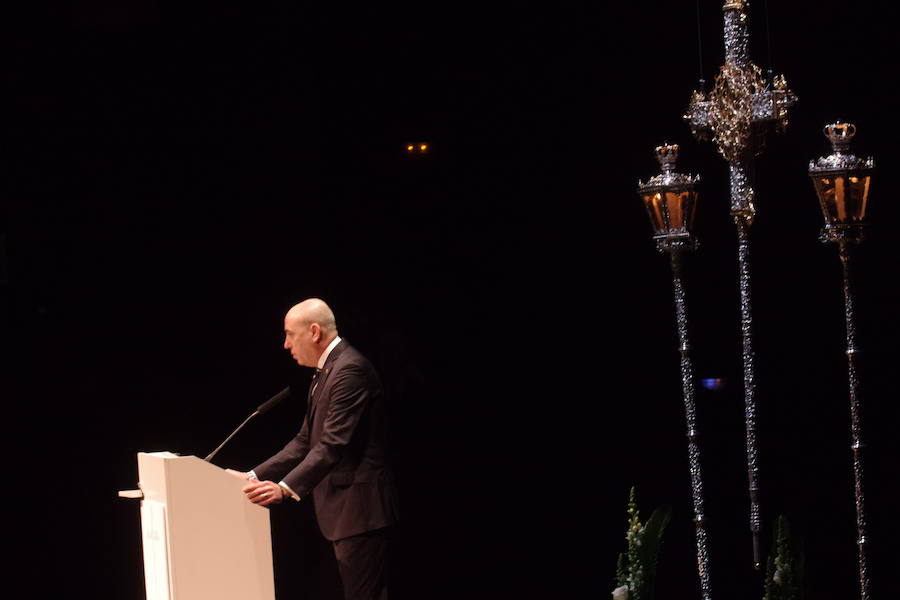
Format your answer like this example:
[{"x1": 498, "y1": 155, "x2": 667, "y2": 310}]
[
  {"x1": 225, "y1": 468, "x2": 251, "y2": 480},
  {"x1": 242, "y1": 479, "x2": 285, "y2": 506}
]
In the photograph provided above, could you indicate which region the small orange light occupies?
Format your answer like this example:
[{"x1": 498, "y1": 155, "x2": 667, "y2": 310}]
[
  {"x1": 406, "y1": 144, "x2": 414, "y2": 152},
  {"x1": 420, "y1": 143, "x2": 428, "y2": 152}
]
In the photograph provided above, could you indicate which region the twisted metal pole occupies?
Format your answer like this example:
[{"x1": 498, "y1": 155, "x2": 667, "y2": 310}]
[
  {"x1": 735, "y1": 215, "x2": 762, "y2": 568},
  {"x1": 684, "y1": 1, "x2": 797, "y2": 567},
  {"x1": 837, "y1": 241, "x2": 871, "y2": 600},
  {"x1": 669, "y1": 250, "x2": 713, "y2": 600}
]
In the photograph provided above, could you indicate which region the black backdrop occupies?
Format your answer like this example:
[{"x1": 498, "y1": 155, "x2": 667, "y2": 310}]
[{"x1": 5, "y1": 2, "x2": 899, "y2": 599}]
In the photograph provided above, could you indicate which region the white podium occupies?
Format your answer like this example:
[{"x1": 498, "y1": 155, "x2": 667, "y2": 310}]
[{"x1": 121, "y1": 451, "x2": 275, "y2": 600}]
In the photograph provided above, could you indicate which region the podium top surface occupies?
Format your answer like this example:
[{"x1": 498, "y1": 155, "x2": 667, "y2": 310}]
[{"x1": 140, "y1": 451, "x2": 182, "y2": 459}]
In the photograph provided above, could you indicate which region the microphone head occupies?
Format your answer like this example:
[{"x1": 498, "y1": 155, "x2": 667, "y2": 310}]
[{"x1": 257, "y1": 386, "x2": 291, "y2": 414}]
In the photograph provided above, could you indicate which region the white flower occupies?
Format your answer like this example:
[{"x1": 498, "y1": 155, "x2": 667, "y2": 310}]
[{"x1": 612, "y1": 585, "x2": 629, "y2": 600}]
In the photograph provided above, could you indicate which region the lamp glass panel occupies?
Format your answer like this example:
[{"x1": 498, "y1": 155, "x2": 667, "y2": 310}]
[
  {"x1": 688, "y1": 190, "x2": 698, "y2": 228},
  {"x1": 642, "y1": 192, "x2": 666, "y2": 234},
  {"x1": 664, "y1": 190, "x2": 694, "y2": 231},
  {"x1": 813, "y1": 174, "x2": 872, "y2": 225},
  {"x1": 813, "y1": 176, "x2": 838, "y2": 224},
  {"x1": 664, "y1": 191, "x2": 683, "y2": 230},
  {"x1": 834, "y1": 177, "x2": 847, "y2": 221},
  {"x1": 845, "y1": 175, "x2": 871, "y2": 222}
]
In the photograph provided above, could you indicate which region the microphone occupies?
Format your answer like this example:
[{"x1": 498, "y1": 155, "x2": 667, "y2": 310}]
[
  {"x1": 256, "y1": 386, "x2": 291, "y2": 414},
  {"x1": 204, "y1": 387, "x2": 291, "y2": 463}
]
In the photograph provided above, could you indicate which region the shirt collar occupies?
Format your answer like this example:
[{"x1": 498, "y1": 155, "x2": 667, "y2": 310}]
[{"x1": 317, "y1": 336, "x2": 342, "y2": 369}]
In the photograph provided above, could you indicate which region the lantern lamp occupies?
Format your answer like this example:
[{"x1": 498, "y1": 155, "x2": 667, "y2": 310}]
[
  {"x1": 808, "y1": 122, "x2": 874, "y2": 244},
  {"x1": 638, "y1": 143, "x2": 701, "y2": 252}
]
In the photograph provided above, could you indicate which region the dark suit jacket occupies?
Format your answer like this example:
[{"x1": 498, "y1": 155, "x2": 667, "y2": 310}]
[{"x1": 254, "y1": 340, "x2": 399, "y2": 541}]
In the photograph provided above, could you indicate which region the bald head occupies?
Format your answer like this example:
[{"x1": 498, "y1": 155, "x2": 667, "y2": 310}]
[
  {"x1": 283, "y1": 298, "x2": 339, "y2": 367},
  {"x1": 286, "y1": 298, "x2": 338, "y2": 335}
]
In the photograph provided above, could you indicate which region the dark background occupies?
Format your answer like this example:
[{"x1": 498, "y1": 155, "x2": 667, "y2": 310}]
[{"x1": 5, "y1": 2, "x2": 898, "y2": 599}]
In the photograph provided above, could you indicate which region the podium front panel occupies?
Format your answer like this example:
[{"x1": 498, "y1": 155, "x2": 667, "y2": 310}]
[{"x1": 136, "y1": 452, "x2": 275, "y2": 600}]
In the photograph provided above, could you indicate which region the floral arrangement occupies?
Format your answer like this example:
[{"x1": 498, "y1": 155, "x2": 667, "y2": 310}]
[
  {"x1": 612, "y1": 487, "x2": 671, "y2": 600},
  {"x1": 762, "y1": 515, "x2": 805, "y2": 600}
]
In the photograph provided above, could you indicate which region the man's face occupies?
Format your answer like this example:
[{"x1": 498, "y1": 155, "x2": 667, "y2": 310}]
[{"x1": 283, "y1": 316, "x2": 316, "y2": 366}]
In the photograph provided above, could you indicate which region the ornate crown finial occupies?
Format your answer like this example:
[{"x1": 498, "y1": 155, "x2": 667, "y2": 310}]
[
  {"x1": 723, "y1": 0, "x2": 748, "y2": 12},
  {"x1": 809, "y1": 121, "x2": 873, "y2": 173},
  {"x1": 825, "y1": 122, "x2": 856, "y2": 154},
  {"x1": 656, "y1": 143, "x2": 679, "y2": 173}
]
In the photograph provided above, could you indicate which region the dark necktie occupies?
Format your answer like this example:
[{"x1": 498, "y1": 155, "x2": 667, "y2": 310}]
[
  {"x1": 307, "y1": 368, "x2": 327, "y2": 427},
  {"x1": 309, "y1": 368, "x2": 323, "y2": 398}
]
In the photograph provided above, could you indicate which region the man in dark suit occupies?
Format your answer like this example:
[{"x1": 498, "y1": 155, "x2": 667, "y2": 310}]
[{"x1": 235, "y1": 298, "x2": 398, "y2": 600}]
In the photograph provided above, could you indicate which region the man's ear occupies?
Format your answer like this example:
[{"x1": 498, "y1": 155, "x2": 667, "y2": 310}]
[{"x1": 310, "y1": 322, "x2": 322, "y2": 342}]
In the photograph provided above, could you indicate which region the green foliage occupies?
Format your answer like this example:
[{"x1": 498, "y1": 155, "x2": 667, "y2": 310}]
[
  {"x1": 614, "y1": 487, "x2": 672, "y2": 600},
  {"x1": 762, "y1": 515, "x2": 805, "y2": 600}
]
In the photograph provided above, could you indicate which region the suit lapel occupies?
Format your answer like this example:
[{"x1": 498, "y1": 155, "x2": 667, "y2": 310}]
[
  {"x1": 307, "y1": 340, "x2": 348, "y2": 426},
  {"x1": 308, "y1": 367, "x2": 330, "y2": 425}
]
